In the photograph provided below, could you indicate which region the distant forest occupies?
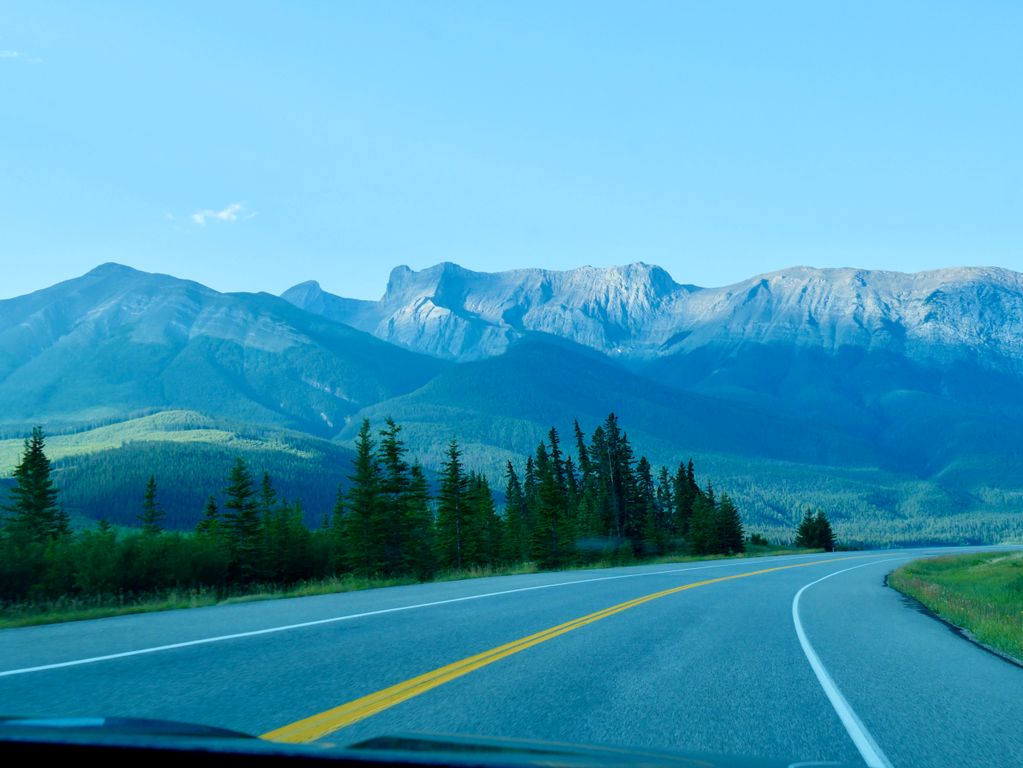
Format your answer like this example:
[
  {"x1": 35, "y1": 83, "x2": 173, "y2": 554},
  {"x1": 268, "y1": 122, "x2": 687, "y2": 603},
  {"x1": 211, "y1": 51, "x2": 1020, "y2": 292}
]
[{"x1": 0, "y1": 413, "x2": 756, "y2": 604}]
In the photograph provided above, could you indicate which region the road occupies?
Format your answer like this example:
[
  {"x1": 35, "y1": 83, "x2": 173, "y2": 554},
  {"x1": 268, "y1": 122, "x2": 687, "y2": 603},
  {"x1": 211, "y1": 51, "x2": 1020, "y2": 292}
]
[{"x1": 1, "y1": 548, "x2": 1021, "y2": 766}]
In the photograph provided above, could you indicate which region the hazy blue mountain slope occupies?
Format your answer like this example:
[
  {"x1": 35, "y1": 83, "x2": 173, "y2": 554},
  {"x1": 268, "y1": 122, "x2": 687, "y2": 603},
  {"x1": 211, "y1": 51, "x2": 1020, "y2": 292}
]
[
  {"x1": 0, "y1": 264, "x2": 449, "y2": 433},
  {"x1": 341, "y1": 336, "x2": 875, "y2": 479},
  {"x1": 644, "y1": 343, "x2": 1023, "y2": 482}
]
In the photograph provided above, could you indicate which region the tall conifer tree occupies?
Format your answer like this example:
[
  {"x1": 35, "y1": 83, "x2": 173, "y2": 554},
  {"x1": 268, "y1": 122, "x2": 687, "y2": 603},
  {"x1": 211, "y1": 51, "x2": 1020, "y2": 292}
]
[
  {"x1": 139, "y1": 475, "x2": 164, "y2": 535},
  {"x1": 222, "y1": 458, "x2": 263, "y2": 582},
  {"x1": 436, "y1": 439, "x2": 469, "y2": 569},
  {"x1": 343, "y1": 419, "x2": 384, "y2": 574},
  {"x1": 3, "y1": 427, "x2": 62, "y2": 543}
]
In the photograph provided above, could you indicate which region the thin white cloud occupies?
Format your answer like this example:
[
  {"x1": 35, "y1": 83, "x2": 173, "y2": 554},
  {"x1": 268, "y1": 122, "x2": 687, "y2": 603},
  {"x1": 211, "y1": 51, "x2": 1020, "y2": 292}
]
[
  {"x1": 191, "y1": 202, "x2": 253, "y2": 226},
  {"x1": 1, "y1": 51, "x2": 42, "y2": 64}
]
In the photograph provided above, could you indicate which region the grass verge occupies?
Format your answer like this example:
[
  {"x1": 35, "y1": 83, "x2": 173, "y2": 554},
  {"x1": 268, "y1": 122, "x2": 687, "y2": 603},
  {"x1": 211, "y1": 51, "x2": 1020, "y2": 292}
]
[
  {"x1": 888, "y1": 550, "x2": 1023, "y2": 663},
  {"x1": 0, "y1": 544, "x2": 818, "y2": 630}
]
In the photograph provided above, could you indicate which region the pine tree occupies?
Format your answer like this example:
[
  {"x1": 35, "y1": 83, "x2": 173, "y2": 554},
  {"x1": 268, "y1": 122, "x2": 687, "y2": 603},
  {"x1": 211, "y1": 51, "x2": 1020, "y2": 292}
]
[
  {"x1": 436, "y1": 439, "x2": 469, "y2": 570},
  {"x1": 815, "y1": 510, "x2": 836, "y2": 552},
  {"x1": 548, "y1": 427, "x2": 568, "y2": 500},
  {"x1": 716, "y1": 493, "x2": 745, "y2": 554},
  {"x1": 672, "y1": 460, "x2": 697, "y2": 536},
  {"x1": 467, "y1": 471, "x2": 501, "y2": 567},
  {"x1": 328, "y1": 487, "x2": 346, "y2": 573},
  {"x1": 196, "y1": 496, "x2": 220, "y2": 536},
  {"x1": 587, "y1": 424, "x2": 614, "y2": 538},
  {"x1": 656, "y1": 465, "x2": 674, "y2": 535},
  {"x1": 795, "y1": 509, "x2": 816, "y2": 549},
  {"x1": 523, "y1": 456, "x2": 538, "y2": 514},
  {"x1": 2, "y1": 427, "x2": 62, "y2": 543},
  {"x1": 636, "y1": 457, "x2": 662, "y2": 555},
  {"x1": 404, "y1": 462, "x2": 437, "y2": 579},
  {"x1": 618, "y1": 433, "x2": 641, "y2": 551},
  {"x1": 193, "y1": 496, "x2": 230, "y2": 588},
  {"x1": 573, "y1": 419, "x2": 592, "y2": 480},
  {"x1": 501, "y1": 462, "x2": 529, "y2": 564},
  {"x1": 139, "y1": 475, "x2": 164, "y2": 535},
  {"x1": 343, "y1": 419, "x2": 384, "y2": 575},
  {"x1": 378, "y1": 417, "x2": 411, "y2": 575},
  {"x1": 222, "y1": 457, "x2": 263, "y2": 583},
  {"x1": 688, "y1": 489, "x2": 716, "y2": 555},
  {"x1": 530, "y1": 440, "x2": 575, "y2": 567}
]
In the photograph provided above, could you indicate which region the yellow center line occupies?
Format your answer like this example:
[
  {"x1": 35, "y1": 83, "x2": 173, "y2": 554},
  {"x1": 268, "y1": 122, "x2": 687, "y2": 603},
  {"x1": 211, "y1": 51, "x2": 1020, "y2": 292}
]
[{"x1": 262, "y1": 555, "x2": 864, "y2": 743}]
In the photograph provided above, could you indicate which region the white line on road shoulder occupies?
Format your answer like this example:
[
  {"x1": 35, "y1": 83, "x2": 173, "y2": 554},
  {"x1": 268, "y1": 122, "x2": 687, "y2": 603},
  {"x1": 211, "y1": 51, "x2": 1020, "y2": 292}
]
[
  {"x1": 1, "y1": 553, "x2": 829, "y2": 678},
  {"x1": 792, "y1": 558, "x2": 904, "y2": 768}
]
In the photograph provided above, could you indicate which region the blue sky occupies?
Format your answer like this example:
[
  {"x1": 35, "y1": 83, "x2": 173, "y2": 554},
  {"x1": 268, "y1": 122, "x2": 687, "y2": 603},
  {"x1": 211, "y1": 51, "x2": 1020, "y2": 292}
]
[{"x1": 2, "y1": 1, "x2": 1021, "y2": 299}]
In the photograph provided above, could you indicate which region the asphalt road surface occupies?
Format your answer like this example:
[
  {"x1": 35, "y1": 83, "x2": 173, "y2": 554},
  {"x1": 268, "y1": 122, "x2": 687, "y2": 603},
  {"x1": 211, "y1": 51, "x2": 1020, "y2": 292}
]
[{"x1": 1, "y1": 548, "x2": 1021, "y2": 767}]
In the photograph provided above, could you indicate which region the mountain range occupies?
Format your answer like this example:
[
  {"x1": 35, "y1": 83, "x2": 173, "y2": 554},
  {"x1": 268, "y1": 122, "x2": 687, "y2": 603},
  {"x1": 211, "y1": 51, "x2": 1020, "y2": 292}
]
[{"x1": 2, "y1": 261, "x2": 1022, "y2": 545}]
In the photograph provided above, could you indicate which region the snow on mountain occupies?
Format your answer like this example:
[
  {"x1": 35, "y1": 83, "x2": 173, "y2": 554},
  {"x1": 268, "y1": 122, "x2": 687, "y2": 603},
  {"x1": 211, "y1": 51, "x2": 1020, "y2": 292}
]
[{"x1": 284, "y1": 263, "x2": 1023, "y2": 366}]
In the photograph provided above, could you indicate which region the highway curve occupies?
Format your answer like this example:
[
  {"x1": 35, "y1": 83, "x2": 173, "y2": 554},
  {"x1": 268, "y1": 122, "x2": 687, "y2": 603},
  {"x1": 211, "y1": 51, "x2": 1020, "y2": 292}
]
[{"x1": 1, "y1": 548, "x2": 1020, "y2": 767}]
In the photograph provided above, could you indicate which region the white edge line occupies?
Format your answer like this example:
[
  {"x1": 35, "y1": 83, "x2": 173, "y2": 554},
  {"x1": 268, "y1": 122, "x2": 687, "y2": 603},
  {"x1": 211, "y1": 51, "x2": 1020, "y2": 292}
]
[
  {"x1": 792, "y1": 557, "x2": 905, "y2": 768},
  {"x1": 1, "y1": 552, "x2": 830, "y2": 678}
]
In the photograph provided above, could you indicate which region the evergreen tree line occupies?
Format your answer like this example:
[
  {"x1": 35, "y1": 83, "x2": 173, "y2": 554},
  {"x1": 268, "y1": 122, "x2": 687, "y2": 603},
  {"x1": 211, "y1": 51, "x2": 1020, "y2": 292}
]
[{"x1": 0, "y1": 417, "x2": 810, "y2": 606}]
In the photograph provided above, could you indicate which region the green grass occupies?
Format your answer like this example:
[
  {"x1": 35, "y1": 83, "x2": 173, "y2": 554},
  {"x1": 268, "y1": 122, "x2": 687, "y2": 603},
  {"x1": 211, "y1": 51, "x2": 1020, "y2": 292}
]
[
  {"x1": 0, "y1": 545, "x2": 813, "y2": 629},
  {"x1": 889, "y1": 550, "x2": 1023, "y2": 662}
]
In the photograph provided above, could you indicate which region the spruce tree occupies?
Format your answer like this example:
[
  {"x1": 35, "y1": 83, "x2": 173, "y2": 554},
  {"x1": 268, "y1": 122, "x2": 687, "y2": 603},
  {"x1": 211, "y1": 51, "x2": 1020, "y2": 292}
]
[
  {"x1": 196, "y1": 496, "x2": 220, "y2": 536},
  {"x1": 467, "y1": 471, "x2": 501, "y2": 567},
  {"x1": 587, "y1": 424, "x2": 614, "y2": 537},
  {"x1": 672, "y1": 460, "x2": 696, "y2": 536},
  {"x1": 656, "y1": 466, "x2": 674, "y2": 536},
  {"x1": 404, "y1": 462, "x2": 437, "y2": 579},
  {"x1": 688, "y1": 489, "x2": 716, "y2": 555},
  {"x1": 328, "y1": 487, "x2": 347, "y2": 573},
  {"x1": 618, "y1": 433, "x2": 641, "y2": 550},
  {"x1": 435, "y1": 439, "x2": 469, "y2": 570},
  {"x1": 716, "y1": 493, "x2": 745, "y2": 554},
  {"x1": 795, "y1": 509, "x2": 817, "y2": 549},
  {"x1": 573, "y1": 419, "x2": 592, "y2": 480},
  {"x1": 502, "y1": 462, "x2": 529, "y2": 564},
  {"x1": 222, "y1": 457, "x2": 263, "y2": 583},
  {"x1": 3, "y1": 427, "x2": 62, "y2": 543},
  {"x1": 378, "y1": 417, "x2": 411, "y2": 575},
  {"x1": 530, "y1": 440, "x2": 575, "y2": 567},
  {"x1": 636, "y1": 457, "x2": 662, "y2": 555},
  {"x1": 343, "y1": 419, "x2": 384, "y2": 574},
  {"x1": 139, "y1": 475, "x2": 164, "y2": 535},
  {"x1": 815, "y1": 510, "x2": 836, "y2": 552}
]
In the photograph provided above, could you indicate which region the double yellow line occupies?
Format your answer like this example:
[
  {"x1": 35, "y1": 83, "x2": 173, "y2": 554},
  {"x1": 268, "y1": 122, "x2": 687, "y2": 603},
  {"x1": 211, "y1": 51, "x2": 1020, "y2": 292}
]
[{"x1": 263, "y1": 555, "x2": 859, "y2": 743}]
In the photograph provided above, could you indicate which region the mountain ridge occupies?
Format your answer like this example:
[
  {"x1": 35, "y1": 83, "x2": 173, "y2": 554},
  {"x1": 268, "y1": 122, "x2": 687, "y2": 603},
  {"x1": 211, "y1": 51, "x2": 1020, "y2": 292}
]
[{"x1": 284, "y1": 262, "x2": 1023, "y2": 367}]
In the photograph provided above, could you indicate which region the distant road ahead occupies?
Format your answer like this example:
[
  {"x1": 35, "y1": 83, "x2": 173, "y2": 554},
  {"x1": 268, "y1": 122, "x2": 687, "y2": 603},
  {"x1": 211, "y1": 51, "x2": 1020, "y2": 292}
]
[{"x1": 1, "y1": 548, "x2": 1021, "y2": 767}]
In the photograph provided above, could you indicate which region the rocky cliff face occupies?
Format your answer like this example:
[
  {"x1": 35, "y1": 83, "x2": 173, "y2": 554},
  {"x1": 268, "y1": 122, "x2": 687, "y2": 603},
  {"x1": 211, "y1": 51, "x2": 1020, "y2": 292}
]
[
  {"x1": 284, "y1": 263, "x2": 1023, "y2": 367},
  {"x1": 285, "y1": 262, "x2": 696, "y2": 360}
]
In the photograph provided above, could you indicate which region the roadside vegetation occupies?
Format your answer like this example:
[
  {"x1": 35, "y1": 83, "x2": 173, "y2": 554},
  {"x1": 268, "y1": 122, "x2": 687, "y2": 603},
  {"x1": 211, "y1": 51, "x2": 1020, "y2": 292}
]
[
  {"x1": 889, "y1": 551, "x2": 1023, "y2": 662},
  {"x1": 1, "y1": 416, "x2": 834, "y2": 628},
  {"x1": 0, "y1": 545, "x2": 813, "y2": 629}
]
